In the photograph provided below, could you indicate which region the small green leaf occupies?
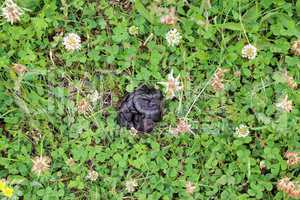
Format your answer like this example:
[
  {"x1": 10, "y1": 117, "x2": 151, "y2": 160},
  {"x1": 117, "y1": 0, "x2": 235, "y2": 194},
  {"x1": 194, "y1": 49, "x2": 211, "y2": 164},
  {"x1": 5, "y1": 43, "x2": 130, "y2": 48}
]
[
  {"x1": 243, "y1": 5, "x2": 260, "y2": 23},
  {"x1": 135, "y1": 0, "x2": 155, "y2": 24},
  {"x1": 218, "y1": 23, "x2": 242, "y2": 31},
  {"x1": 297, "y1": 0, "x2": 300, "y2": 15}
]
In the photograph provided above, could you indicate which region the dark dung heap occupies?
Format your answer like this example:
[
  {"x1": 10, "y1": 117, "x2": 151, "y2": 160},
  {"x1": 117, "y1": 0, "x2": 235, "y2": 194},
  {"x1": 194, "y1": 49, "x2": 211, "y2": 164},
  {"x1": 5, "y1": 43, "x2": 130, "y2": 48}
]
[{"x1": 117, "y1": 85, "x2": 163, "y2": 133}]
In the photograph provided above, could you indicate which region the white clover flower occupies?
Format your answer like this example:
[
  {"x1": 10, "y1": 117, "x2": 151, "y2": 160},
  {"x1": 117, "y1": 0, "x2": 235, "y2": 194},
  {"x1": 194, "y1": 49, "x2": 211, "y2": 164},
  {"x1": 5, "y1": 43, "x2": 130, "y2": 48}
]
[
  {"x1": 86, "y1": 170, "x2": 98, "y2": 181},
  {"x1": 128, "y1": 25, "x2": 139, "y2": 36},
  {"x1": 125, "y1": 179, "x2": 138, "y2": 193},
  {"x1": 242, "y1": 44, "x2": 257, "y2": 60},
  {"x1": 185, "y1": 181, "x2": 196, "y2": 195},
  {"x1": 235, "y1": 124, "x2": 250, "y2": 137},
  {"x1": 276, "y1": 95, "x2": 293, "y2": 112},
  {"x1": 159, "y1": 69, "x2": 182, "y2": 99},
  {"x1": 1, "y1": 0, "x2": 23, "y2": 24},
  {"x1": 165, "y1": 28, "x2": 182, "y2": 47},
  {"x1": 259, "y1": 160, "x2": 266, "y2": 171},
  {"x1": 31, "y1": 156, "x2": 51, "y2": 175},
  {"x1": 283, "y1": 70, "x2": 297, "y2": 89},
  {"x1": 291, "y1": 39, "x2": 300, "y2": 56},
  {"x1": 66, "y1": 158, "x2": 75, "y2": 167},
  {"x1": 63, "y1": 33, "x2": 81, "y2": 51},
  {"x1": 130, "y1": 127, "x2": 138, "y2": 136},
  {"x1": 171, "y1": 119, "x2": 191, "y2": 135},
  {"x1": 87, "y1": 90, "x2": 100, "y2": 103}
]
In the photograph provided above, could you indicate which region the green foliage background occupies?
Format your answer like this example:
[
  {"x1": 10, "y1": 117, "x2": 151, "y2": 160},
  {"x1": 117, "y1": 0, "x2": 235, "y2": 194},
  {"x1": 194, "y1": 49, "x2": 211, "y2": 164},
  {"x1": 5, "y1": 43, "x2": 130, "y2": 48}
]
[{"x1": 0, "y1": 0, "x2": 299, "y2": 199}]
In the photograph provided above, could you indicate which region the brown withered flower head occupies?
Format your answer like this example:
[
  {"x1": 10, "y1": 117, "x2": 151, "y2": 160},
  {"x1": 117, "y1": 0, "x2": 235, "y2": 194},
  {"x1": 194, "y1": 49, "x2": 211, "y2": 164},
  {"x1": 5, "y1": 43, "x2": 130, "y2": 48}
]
[
  {"x1": 77, "y1": 99, "x2": 91, "y2": 114},
  {"x1": 160, "y1": 7, "x2": 177, "y2": 25},
  {"x1": 211, "y1": 68, "x2": 228, "y2": 92},
  {"x1": 12, "y1": 63, "x2": 27, "y2": 74},
  {"x1": 285, "y1": 151, "x2": 300, "y2": 167},
  {"x1": 277, "y1": 177, "x2": 300, "y2": 199},
  {"x1": 171, "y1": 119, "x2": 191, "y2": 135}
]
